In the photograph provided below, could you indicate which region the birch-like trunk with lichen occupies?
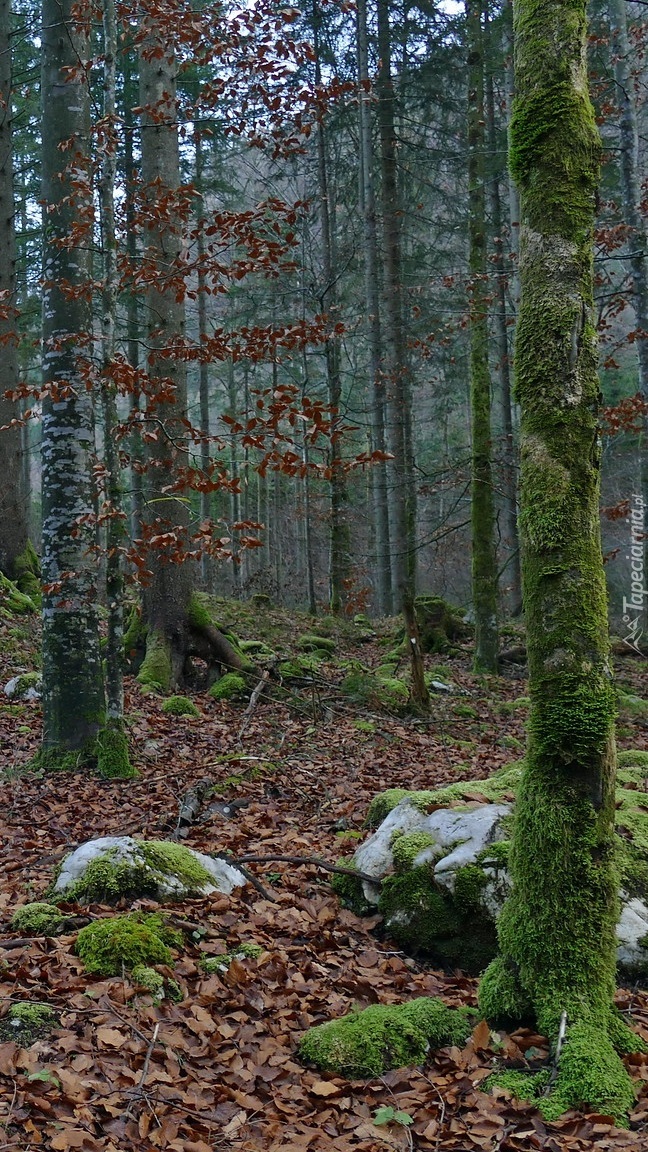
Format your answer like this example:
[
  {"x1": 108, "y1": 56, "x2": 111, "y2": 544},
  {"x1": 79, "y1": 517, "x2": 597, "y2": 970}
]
[
  {"x1": 478, "y1": 0, "x2": 644, "y2": 1121},
  {"x1": 40, "y1": 0, "x2": 104, "y2": 762}
]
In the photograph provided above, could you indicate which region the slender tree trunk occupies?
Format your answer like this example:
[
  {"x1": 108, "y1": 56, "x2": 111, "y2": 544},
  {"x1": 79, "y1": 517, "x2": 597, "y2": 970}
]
[
  {"x1": 484, "y1": 0, "x2": 521, "y2": 617},
  {"x1": 0, "y1": 0, "x2": 28, "y2": 580},
  {"x1": 40, "y1": 0, "x2": 104, "y2": 760},
  {"x1": 195, "y1": 130, "x2": 212, "y2": 591},
  {"x1": 96, "y1": 0, "x2": 133, "y2": 777},
  {"x1": 357, "y1": 0, "x2": 391, "y2": 616},
  {"x1": 611, "y1": 0, "x2": 648, "y2": 393},
  {"x1": 467, "y1": 0, "x2": 499, "y2": 672},
  {"x1": 313, "y1": 0, "x2": 350, "y2": 615},
  {"x1": 479, "y1": 0, "x2": 641, "y2": 1120},
  {"x1": 122, "y1": 52, "x2": 143, "y2": 542},
  {"x1": 376, "y1": 0, "x2": 427, "y2": 707},
  {"x1": 227, "y1": 356, "x2": 242, "y2": 598},
  {"x1": 138, "y1": 21, "x2": 193, "y2": 688}
]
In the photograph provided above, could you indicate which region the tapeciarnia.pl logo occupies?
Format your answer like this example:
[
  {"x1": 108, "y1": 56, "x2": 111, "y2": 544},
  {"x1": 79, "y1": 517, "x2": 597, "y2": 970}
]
[{"x1": 622, "y1": 493, "x2": 646, "y2": 655}]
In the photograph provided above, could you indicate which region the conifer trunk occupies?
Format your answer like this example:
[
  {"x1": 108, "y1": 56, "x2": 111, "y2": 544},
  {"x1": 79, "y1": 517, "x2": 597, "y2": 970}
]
[
  {"x1": 479, "y1": 0, "x2": 642, "y2": 1120},
  {"x1": 0, "y1": 0, "x2": 28, "y2": 580},
  {"x1": 40, "y1": 0, "x2": 104, "y2": 761},
  {"x1": 467, "y1": 0, "x2": 499, "y2": 672}
]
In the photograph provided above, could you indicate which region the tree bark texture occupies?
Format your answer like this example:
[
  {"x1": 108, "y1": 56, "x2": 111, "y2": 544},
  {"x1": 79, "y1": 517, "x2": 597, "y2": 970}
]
[
  {"x1": 478, "y1": 0, "x2": 640, "y2": 1121},
  {"x1": 138, "y1": 19, "x2": 193, "y2": 688},
  {"x1": 0, "y1": 0, "x2": 28, "y2": 578},
  {"x1": 357, "y1": 0, "x2": 391, "y2": 616},
  {"x1": 40, "y1": 0, "x2": 104, "y2": 757},
  {"x1": 467, "y1": 0, "x2": 499, "y2": 673}
]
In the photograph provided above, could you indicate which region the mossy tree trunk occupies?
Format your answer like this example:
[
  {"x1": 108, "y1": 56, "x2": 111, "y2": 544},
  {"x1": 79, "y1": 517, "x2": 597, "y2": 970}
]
[
  {"x1": 478, "y1": 0, "x2": 642, "y2": 1121},
  {"x1": 467, "y1": 0, "x2": 499, "y2": 674}
]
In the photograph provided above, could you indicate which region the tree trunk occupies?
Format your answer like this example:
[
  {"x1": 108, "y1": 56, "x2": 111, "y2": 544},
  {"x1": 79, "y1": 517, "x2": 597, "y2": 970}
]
[
  {"x1": 467, "y1": 0, "x2": 499, "y2": 673},
  {"x1": 40, "y1": 0, "x2": 104, "y2": 761},
  {"x1": 478, "y1": 0, "x2": 641, "y2": 1120},
  {"x1": 357, "y1": 0, "x2": 391, "y2": 617},
  {"x1": 376, "y1": 0, "x2": 427, "y2": 707},
  {"x1": 195, "y1": 129, "x2": 212, "y2": 592},
  {"x1": 122, "y1": 50, "x2": 143, "y2": 544},
  {"x1": 137, "y1": 21, "x2": 237, "y2": 688},
  {"x1": 0, "y1": 0, "x2": 29, "y2": 580},
  {"x1": 313, "y1": 0, "x2": 350, "y2": 615},
  {"x1": 96, "y1": 0, "x2": 134, "y2": 778},
  {"x1": 484, "y1": 0, "x2": 522, "y2": 617}
]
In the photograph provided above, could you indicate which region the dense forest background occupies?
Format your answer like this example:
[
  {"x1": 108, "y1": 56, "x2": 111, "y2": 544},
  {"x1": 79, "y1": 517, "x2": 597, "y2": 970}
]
[{"x1": 0, "y1": 0, "x2": 645, "y2": 640}]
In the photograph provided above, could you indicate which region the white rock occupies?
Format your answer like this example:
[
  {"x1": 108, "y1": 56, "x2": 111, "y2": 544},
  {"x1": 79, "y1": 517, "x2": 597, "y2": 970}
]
[
  {"x1": 4, "y1": 676, "x2": 41, "y2": 701},
  {"x1": 616, "y1": 898, "x2": 648, "y2": 971},
  {"x1": 53, "y1": 836, "x2": 246, "y2": 901},
  {"x1": 354, "y1": 800, "x2": 428, "y2": 902},
  {"x1": 429, "y1": 680, "x2": 454, "y2": 693}
]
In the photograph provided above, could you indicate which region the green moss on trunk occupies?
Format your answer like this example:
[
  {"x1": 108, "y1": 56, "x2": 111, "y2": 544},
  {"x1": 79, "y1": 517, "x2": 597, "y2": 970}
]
[{"x1": 478, "y1": 0, "x2": 644, "y2": 1122}]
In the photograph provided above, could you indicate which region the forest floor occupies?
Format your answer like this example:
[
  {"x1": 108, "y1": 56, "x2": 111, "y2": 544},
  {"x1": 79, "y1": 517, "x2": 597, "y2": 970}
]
[{"x1": 0, "y1": 599, "x2": 647, "y2": 1152}]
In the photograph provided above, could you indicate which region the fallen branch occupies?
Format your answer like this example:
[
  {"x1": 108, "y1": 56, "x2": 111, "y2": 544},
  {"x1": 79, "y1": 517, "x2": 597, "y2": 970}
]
[
  {"x1": 234, "y1": 853, "x2": 380, "y2": 887},
  {"x1": 210, "y1": 853, "x2": 278, "y2": 903},
  {"x1": 125, "y1": 1022, "x2": 160, "y2": 1117}
]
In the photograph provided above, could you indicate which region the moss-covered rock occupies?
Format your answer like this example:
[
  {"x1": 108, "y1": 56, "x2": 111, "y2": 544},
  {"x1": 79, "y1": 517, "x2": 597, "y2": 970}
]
[
  {"x1": 0, "y1": 572, "x2": 38, "y2": 615},
  {"x1": 298, "y1": 997, "x2": 474, "y2": 1077},
  {"x1": 51, "y1": 836, "x2": 246, "y2": 904},
  {"x1": 4, "y1": 671, "x2": 41, "y2": 701},
  {"x1": 76, "y1": 913, "x2": 182, "y2": 976},
  {"x1": 13, "y1": 541, "x2": 41, "y2": 605},
  {"x1": 161, "y1": 695, "x2": 200, "y2": 717},
  {"x1": 11, "y1": 902, "x2": 66, "y2": 936},
  {"x1": 210, "y1": 673, "x2": 247, "y2": 701}
]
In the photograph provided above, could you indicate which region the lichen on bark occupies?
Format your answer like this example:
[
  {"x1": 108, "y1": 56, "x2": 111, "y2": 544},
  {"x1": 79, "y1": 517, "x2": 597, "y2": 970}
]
[{"x1": 478, "y1": 0, "x2": 644, "y2": 1122}]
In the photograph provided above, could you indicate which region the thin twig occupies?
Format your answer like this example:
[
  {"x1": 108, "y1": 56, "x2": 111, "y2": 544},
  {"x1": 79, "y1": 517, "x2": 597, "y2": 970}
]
[
  {"x1": 124, "y1": 1022, "x2": 160, "y2": 1117},
  {"x1": 210, "y1": 854, "x2": 278, "y2": 903},
  {"x1": 237, "y1": 668, "x2": 271, "y2": 742}
]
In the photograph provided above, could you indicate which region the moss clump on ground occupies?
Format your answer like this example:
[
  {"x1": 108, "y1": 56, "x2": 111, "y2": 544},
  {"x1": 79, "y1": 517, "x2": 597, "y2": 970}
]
[
  {"x1": 297, "y1": 633, "x2": 336, "y2": 654},
  {"x1": 76, "y1": 913, "x2": 182, "y2": 976},
  {"x1": 200, "y1": 942, "x2": 263, "y2": 974},
  {"x1": 0, "y1": 572, "x2": 38, "y2": 615},
  {"x1": 617, "y1": 750, "x2": 648, "y2": 769},
  {"x1": 131, "y1": 965, "x2": 165, "y2": 998},
  {"x1": 0, "y1": 1001, "x2": 58, "y2": 1045},
  {"x1": 96, "y1": 725, "x2": 138, "y2": 779},
  {"x1": 53, "y1": 840, "x2": 215, "y2": 905},
  {"x1": 340, "y1": 670, "x2": 410, "y2": 716},
  {"x1": 13, "y1": 541, "x2": 41, "y2": 604},
  {"x1": 299, "y1": 998, "x2": 474, "y2": 1077},
  {"x1": 210, "y1": 673, "x2": 247, "y2": 701},
  {"x1": 11, "y1": 902, "x2": 66, "y2": 936},
  {"x1": 161, "y1": 695, "x2": 200, "y2": 717}
]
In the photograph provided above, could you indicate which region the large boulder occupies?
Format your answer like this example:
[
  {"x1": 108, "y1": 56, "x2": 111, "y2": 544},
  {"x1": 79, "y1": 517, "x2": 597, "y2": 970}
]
[
  {"x1": 337, "y1": 751, "x2": 648, "y2": 977},
  {"x1": 51, "y1": 837, "x2": 246, "y2": 905}
]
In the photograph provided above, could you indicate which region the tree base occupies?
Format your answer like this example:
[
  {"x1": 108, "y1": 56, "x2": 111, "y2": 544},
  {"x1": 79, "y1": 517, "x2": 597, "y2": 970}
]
[{"x1": 96, "y1": 725, "x2": 138, "y2": 780}]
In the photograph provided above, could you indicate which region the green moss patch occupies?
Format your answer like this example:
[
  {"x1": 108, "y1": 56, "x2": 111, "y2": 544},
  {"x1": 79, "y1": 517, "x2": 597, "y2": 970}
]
[
  {"x1": 161, "y1": 695, "x2": 200, "y2": 717},
  {"x1": 340, "y1": 670, "x2": 410, "y2": 715},
  {"x1": 365, "y1": 763, "x2": 524, "y2": 828},
  {"x1": 11, "y1": 902, "x2": 66, "y2": 936},
  {"x1": 297, "y1": 633, "x2": 336, "y2": 654},
  {"x1": 210, "y1": 673, "x2": 247, "y2": 701},
  {"x1": 200, "y1": 942, "x2": 263, "y2": 974},
  {"x1": 76, "y1": 913, "x2": 182, "y2": 976},
  {"x1": 299, "y1": 997, "x2": 474, "y2": 1077}
]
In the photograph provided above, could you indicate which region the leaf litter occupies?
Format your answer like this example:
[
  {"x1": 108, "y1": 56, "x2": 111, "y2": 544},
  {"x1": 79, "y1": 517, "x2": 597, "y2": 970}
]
[{"x1": 0, "y1": 608, "x2": 646, "y2": 1150}]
